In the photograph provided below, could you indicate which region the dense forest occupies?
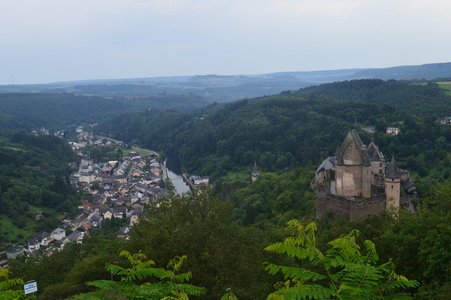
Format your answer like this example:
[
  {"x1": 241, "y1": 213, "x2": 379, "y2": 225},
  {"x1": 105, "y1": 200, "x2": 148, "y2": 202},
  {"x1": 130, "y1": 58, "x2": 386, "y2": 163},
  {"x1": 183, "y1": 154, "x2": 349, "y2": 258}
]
[
  {"x1": 0, "y1": 92, "x2": 211, "y2": 132},
  {"x1": 295, "y1": 79, "x2": 451, "y2": 116},
  {"x1": 2, "y1": 78, "x2": 451, "y2": 299},
  {"x1": 0, "y1": 93, "x2": 126, "y2": 131}
]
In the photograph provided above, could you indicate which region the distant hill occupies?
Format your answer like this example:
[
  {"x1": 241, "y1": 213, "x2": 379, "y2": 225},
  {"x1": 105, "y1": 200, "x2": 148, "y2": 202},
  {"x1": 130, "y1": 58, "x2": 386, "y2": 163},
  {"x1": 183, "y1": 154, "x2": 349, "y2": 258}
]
[
  {"x1": 0, "y1": 93, "x2": 125, "y2": 131},
  {"x1": 348, "y1": 63, "x2": 451, "y2": 81},
  {"x1": 269, "y1": 63, "x2": 451, "y2": 82},
  {"x1": 1, "y1": 62, "x2": 451, "y2": 105}
]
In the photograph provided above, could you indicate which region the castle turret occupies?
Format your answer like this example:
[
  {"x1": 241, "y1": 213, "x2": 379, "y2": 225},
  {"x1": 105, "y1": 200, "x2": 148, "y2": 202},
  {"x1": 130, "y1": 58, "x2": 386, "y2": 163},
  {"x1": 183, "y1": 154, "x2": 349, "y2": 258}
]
[
  {"x1": 385, "y1": 155, "x2": 401, "y2": 208},
  {"x1": 251, "y1": 162, "x2": 260, "y2": 182}
]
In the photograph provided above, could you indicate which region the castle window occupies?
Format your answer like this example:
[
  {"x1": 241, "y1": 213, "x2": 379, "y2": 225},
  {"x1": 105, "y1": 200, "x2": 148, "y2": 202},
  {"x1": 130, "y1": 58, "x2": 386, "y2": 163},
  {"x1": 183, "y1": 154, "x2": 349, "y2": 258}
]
[
  {"x1": 379, "y1": 163, "x2": 382, "y2": 167},
  {"x1": 391, "y1": 185, "x2": 393, "y2": 189}
]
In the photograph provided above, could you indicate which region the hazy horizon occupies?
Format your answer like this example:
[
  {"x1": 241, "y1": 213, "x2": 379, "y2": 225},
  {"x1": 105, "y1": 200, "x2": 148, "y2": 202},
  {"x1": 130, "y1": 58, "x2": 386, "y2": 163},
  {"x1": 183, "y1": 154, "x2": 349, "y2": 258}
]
[{"x1": 2, "y1": 0, "x2": 450, "y2": 85}]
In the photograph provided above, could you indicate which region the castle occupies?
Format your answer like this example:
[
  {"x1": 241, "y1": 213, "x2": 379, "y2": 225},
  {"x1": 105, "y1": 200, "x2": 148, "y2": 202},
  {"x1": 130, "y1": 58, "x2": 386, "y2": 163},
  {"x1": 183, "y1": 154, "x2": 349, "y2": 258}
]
[{"x1": 313, "y1": 130, "x2": 417, "y2": 220}]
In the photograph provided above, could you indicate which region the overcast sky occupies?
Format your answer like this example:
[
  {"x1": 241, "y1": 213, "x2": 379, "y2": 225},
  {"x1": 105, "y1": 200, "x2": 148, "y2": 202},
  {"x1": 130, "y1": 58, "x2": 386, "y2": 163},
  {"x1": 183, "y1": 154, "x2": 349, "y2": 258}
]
[{"x1": 1, "y1": 0, "x2": 450, "y2": 85}]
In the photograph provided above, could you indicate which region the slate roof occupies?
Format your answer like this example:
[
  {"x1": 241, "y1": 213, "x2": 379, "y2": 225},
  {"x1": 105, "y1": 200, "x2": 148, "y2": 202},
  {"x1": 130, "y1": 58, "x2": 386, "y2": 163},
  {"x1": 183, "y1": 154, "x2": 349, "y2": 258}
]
[
  {"x1": 386, "y1": 155, "x2": 401, "y2": 179},
  {"x1": 364, "y1": 141, "x2": 385, "y2": 162},
  {"x1": 316, "y1": 157, "x2": 335, "y2": 173}
]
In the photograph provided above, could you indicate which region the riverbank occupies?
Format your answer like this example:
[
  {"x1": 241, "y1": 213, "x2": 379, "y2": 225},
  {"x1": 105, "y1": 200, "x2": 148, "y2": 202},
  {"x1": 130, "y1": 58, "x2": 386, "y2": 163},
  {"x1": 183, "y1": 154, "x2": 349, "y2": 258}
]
[{"x1": 182, "y1": 173, "x2": 197, "y2": 191}]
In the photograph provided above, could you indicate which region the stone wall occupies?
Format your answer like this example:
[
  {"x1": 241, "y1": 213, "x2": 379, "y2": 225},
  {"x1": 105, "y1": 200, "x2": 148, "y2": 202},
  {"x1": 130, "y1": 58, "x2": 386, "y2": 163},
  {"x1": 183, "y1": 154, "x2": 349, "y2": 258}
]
[{"x1": 316, "y1": 187, "x2": 386, "y2": 220}]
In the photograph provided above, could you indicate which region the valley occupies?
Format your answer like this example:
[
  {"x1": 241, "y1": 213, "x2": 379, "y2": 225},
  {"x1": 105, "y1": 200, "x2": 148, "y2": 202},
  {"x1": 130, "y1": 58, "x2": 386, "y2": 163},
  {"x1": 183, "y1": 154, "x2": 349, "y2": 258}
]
[{"x1": 2, "y1": 71, "x2": 451, "y2": 299}]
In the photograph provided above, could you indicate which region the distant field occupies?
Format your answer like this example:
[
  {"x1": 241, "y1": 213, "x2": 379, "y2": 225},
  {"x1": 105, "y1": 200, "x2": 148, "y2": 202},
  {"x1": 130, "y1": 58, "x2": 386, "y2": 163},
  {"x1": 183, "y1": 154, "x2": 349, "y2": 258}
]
[
  {"x1": 438, "y1": 82, "x2": 451, "y2": 96},
  {"x1": 123, "y1": 148, "x2": 156, "y2": 156}
]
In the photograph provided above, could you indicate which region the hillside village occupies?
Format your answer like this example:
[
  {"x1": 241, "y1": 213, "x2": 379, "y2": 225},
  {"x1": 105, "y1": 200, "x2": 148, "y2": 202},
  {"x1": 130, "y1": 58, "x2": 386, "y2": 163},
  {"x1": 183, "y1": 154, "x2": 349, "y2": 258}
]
[
  {"x1": 4, "y1": 126, "x2": 179, "y2": 260},
  {"x1": 4, "y1": 125, "x2": 217, "y2": 262}
]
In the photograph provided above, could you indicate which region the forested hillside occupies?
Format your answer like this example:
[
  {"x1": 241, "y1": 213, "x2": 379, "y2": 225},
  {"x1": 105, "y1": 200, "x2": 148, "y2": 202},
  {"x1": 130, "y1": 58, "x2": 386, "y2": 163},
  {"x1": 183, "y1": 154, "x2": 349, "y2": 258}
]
[
  {"x1": 114, "y1": 93, "x2": 210, "y2": 112},
  {"x1": 96, "y1": 79, "x2": 451, "y2": 182},
  {"x1": 0, "y1": 131, "x2": 79, "y2": 244},
  {"x1": 0, "y1": 92, "x2": 211, "y2": 133},
  {"x1": 295, "y1": 79, "x2": 450, "y2": 116},
  {"x1": 0, "y1": 93, "x2": 125, "y2": 131}
]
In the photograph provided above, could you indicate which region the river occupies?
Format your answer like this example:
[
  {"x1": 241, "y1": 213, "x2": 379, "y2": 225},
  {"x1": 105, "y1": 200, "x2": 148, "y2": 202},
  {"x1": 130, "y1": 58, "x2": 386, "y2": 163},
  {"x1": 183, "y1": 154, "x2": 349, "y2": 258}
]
[
  {"x1": 122, "y1": 145, "x2": 190, "y2": 194},
  {"x1": 166, "y1": 169, "x2": 191, "y2": 194},
  {"x1": 164, "y1": 153, "x2": 191, "y2": 194}
]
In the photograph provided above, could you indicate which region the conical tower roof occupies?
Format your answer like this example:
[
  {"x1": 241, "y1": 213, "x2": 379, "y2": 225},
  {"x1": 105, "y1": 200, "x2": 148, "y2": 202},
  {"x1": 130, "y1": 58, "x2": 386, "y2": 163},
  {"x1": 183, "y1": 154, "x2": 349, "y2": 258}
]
[
  {"x1": 253, "y1": 161, "x2": 259, "y2": 174},
  {"x1": 386, "y1": 154, "x2": 401, "y2": 179}
]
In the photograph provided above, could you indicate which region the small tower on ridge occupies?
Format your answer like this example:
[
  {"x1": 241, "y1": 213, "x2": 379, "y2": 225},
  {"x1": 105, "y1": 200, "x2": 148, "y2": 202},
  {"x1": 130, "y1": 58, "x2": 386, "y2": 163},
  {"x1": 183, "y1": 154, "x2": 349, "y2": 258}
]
[{"x1": 251, "y1": 162, "x2": 260, "y2": 182}]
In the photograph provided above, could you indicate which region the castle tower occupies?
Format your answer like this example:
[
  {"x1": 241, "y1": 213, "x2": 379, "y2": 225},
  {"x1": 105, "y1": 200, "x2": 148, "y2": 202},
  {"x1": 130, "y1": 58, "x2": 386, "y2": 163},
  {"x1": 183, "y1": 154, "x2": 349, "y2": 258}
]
[
  {"x1": 335, "y1": 130, "x2": 370, "y2": 197},
  {"x1": 385, "y1": 155, "x2": 401, "y2": 208}
]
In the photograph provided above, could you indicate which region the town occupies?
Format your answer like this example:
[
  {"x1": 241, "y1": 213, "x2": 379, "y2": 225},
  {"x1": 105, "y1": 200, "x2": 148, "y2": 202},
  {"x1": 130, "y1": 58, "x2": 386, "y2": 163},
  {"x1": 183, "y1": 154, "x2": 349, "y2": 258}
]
[{"x1": 4, "y1": 125, "x2": 210, "y2": 261}]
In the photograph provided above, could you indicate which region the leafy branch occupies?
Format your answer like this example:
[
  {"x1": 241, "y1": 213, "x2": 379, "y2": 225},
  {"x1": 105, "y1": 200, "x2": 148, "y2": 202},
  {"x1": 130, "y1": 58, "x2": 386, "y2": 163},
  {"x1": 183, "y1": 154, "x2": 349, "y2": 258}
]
[{"x1": 264, "y1": 220, "x2": 419, "y2": 300}]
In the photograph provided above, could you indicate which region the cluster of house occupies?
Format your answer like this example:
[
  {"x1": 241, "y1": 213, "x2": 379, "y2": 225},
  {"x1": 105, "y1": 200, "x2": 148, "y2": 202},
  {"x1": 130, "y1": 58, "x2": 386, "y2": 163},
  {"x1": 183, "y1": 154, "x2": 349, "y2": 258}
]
[
  {"x1": 31, "y1": 127, "x2": 66, "y2": 138},
  {"x1": 69, "y1": 125, "x2": 126, "y2": 154},
  {"x1": 186, "y1": 174, "x2": 210, "y2": 187},
  {"x1": 441, "y1": 117, "x2": 451, "y2": 125},
  {"x1": 4, "y1": 149, "x2": 171, "y2": 262},
  {"x1": 4, "y1": 125, "x2": 208, "y2": 264},
  {"x1": 68, "y1": 150, "x2": 170, "y2": 229},
  {"x1": 6, "y1": 228, "x2": 83, "y2": 260}
]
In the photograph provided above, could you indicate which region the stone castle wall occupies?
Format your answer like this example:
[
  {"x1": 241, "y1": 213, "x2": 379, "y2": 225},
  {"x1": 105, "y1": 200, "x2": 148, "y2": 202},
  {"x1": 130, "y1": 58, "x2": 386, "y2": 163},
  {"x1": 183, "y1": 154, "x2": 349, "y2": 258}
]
[{"x1": 316, "y1": 186, "x2": 386, "y2": 220}]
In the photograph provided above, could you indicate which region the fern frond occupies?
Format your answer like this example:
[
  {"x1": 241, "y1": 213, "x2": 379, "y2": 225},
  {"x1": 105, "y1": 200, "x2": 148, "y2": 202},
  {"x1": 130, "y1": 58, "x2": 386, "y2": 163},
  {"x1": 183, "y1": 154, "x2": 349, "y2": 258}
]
[
  {"x1": 172, "y1": 271, "x2": 193, "y2": 283},
  {"x1": 265, "y1": 263, "x2": 326, "y2": 282},
  {"x1": 167, "y1": 255, "x2": 188, "y2": 272},
  {"x1": 363, "y1": 240, "x2": 379, "y2": 264},
  {"x1": 0, "y1": 277, "x2": 25, "y2": 291},
  {"x1": 126, "y1": 268, "x2": 169, "y2": 282},
  {"x1": 85, "y1": 279, "x2": 123, "y2": 291}
]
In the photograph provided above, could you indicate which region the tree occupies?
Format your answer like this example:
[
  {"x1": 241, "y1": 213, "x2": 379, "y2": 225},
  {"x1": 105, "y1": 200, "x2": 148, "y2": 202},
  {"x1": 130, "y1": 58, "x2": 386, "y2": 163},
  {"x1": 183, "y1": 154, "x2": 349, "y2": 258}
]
[
  {"x1": 0, "y1": 268, "x2": 35, "y2": 300},
  {"x1": 75, "y1": 250, "x2": 206, "y2": 300},
  {"x1": 127, "y1": 190, "x2": 276, "y2": 299},
  {"x1": 264, "y1": 220, "x2": 418, "y2": 300},
  {"x1": 90, "y1": 181, "x2": 100, "y2": 190}
]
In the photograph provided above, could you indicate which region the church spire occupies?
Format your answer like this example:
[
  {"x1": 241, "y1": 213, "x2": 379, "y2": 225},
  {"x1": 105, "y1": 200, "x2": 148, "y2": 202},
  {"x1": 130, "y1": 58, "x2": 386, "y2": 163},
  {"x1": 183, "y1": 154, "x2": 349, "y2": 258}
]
[
  {"x1": 251, "y1": 162, "x2": 260, "y2": 182},
  {"x1": 253, "y1": 161, "x2": 259, "y2": 174}
]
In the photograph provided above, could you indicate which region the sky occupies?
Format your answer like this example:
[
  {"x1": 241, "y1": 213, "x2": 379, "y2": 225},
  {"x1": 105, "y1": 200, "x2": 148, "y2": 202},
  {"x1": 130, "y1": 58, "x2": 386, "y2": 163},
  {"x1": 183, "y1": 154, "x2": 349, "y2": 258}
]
[{"x1": 1, "y1": 0, "x2": 451, "y2": 85}]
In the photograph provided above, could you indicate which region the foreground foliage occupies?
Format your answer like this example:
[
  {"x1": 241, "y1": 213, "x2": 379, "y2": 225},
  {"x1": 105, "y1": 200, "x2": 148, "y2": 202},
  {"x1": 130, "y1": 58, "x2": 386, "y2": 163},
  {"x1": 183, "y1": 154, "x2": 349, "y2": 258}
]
[
  {"x1": 127, "y1": 190, "x2": 277, "y2": 299},
  {"x1": 265, "y1": 220, "x2": 419, "y2": 300},
  {"x1": 75, "y1": 250, "x2": 206, "y2": 300},
  {"x1": 0, "y1": 269, "x2": 35, "y2": 300}
]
